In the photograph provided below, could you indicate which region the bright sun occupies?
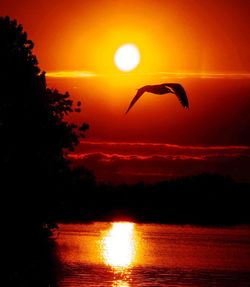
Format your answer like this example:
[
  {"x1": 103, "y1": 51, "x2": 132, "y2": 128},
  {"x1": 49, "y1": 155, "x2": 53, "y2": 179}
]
[{"x1": 114, "y1": 44, "x2": 140, "y2": 72}]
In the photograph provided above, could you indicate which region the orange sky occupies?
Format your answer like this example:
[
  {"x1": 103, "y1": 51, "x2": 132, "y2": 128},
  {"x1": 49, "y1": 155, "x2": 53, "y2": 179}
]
[
  {"x1": 2, "y1": 0, "x2": 250, "y2": 74},
  {"x1": 2, "y1": 0, "x2": 250, "y2": 182}
]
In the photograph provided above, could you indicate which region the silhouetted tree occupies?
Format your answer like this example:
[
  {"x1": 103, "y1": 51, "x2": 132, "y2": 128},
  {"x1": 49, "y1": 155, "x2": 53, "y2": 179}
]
[
  {"x1": 0, "y1": 15, "x2": 90, "y2": 207},
  {"x1": 0, "y1": 16, "x2": 89, "y2": 286}
]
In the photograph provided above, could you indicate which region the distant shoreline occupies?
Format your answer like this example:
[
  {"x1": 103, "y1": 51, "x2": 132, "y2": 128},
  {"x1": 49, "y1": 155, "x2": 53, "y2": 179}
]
[{"x1": 50, "y1": 173, "x2": 250, "y2": 227}]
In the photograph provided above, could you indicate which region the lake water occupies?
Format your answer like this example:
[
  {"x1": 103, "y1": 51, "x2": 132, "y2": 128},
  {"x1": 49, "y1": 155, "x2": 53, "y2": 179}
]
[{"x1": 53, "y1": 222, "x2": 250, "y2": 286}]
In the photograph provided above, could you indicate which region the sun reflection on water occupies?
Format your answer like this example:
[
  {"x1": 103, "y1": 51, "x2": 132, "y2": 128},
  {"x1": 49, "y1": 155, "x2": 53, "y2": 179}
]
[
  {"x1": 103, "y1": 222, "x2": 135, "y2": 268},
  {"x1": 112, "y1": 280, "x2": 130, "y2": 287},
  {"x1": 102, "y1": 222, "x2": 135, "y2": 287}
]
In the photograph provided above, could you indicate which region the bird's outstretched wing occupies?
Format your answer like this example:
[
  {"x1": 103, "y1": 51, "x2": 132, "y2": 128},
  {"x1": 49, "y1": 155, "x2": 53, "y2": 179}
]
[
  {"x1": 125, "y1": 88, "x2": 145, "y2": 114},
  {"x1": 164, "y1": 83, "x2": 189, "y2": 108}
]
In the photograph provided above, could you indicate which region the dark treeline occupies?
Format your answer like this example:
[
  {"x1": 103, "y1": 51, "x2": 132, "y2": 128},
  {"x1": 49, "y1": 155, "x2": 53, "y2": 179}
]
[{"x1": 52, "y1": 172, "x2": 250, "y2": 226}]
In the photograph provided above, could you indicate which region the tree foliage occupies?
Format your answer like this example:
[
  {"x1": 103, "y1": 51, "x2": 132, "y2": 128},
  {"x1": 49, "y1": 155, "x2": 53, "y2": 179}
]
[
  {"x1": 0, "y1": 16, "x2": 88, "y2": 184},
  {"x1": 0, "y1": 12, "x2": 92, "y2": 234}
]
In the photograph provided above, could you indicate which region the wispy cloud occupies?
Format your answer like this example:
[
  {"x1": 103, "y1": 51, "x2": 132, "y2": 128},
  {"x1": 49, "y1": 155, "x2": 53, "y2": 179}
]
[
  {"x1": 78, "y1": 140, "x2": 250, "y2": 150},
  {"x1": 69, "y1": 151, "x2": 249, "y2": 163},
  {"x1": 68, "y1": 152, "x2": 209, "y2": 161},
  {"x1": 158, "y1": 72, "x2": 250, "y2": 79},
  {"x1": 69, "y1": 141, "x2": 250, "y2": 183},
  {"x1": 46, "y1": 71, "x2": 97, "y2": 78},
  {"x1": 46, "y1": 70, "x2": 250, "y2": 79}
]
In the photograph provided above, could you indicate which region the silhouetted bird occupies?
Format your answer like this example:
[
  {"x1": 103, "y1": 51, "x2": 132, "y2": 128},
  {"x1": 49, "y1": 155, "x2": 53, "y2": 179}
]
[{"x1": 125, "y1": 83, "x2": 189, "y2": 114}]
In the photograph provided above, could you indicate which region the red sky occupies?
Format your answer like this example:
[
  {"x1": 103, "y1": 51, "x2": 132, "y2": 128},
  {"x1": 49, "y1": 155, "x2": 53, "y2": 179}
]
[{"x1": 2, "y1": 0, "x2": 250, "y2": 182}]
